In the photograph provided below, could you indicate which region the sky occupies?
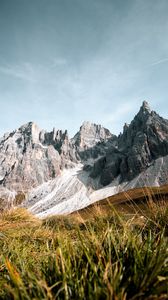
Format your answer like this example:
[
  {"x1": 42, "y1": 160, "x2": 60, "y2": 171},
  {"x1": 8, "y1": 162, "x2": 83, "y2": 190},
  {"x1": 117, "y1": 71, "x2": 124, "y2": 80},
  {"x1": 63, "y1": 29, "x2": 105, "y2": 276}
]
[{"x1": 0, "y1": 0, "x2": 168, "y2": 137}]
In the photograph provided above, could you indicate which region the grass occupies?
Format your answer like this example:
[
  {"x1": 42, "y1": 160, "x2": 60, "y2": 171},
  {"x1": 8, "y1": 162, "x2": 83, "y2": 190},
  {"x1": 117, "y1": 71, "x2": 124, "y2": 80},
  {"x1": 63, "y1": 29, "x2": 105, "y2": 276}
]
[{"x1": 0, "y1": 191, "x2": 168, "y2": 299}]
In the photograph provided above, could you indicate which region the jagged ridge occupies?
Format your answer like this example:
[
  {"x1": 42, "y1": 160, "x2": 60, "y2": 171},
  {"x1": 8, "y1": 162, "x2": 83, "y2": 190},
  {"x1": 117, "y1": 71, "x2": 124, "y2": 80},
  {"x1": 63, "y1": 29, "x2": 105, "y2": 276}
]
[{"x1": 0, "y1": 101, "x2": 168, "y2": 215}]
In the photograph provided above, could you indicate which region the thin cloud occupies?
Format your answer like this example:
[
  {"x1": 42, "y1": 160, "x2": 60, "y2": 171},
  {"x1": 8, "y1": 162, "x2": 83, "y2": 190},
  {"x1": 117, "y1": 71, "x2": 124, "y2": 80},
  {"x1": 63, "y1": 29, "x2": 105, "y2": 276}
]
[
  {"x1": 0, "y1": 63, "x2": 37, "y2": 82},
  {"x1": 52, "y1": 58, "x2": 67, "y2": 68},
  {"x1": 150, "y1": 58, "x2": 168, "y2": 67},
  {"x1": 104, "y1": 102, "x2": 137, "y2": 124}
]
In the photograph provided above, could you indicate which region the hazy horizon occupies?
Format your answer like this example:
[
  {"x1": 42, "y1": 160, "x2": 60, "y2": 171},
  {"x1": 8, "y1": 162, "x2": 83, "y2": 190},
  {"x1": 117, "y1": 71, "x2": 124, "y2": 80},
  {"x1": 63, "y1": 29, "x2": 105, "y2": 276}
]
[{"x1": 0, "y1": 0, "x2": 168, "y2": 137}]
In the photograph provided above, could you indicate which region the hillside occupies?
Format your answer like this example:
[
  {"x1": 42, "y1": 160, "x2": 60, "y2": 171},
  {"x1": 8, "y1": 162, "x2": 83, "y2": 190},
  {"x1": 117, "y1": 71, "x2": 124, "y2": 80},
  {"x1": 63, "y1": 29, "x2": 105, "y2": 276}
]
[{"x1": 73, "y1": 185, "x2": 168, "y2": 220}]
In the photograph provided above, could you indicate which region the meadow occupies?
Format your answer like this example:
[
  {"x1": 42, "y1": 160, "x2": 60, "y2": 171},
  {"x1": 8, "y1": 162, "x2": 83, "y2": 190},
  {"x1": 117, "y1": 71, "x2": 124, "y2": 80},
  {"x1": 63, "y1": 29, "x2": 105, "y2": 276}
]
[{"x1": 0, "y1": 188, "x2": 168, "y2": 300}]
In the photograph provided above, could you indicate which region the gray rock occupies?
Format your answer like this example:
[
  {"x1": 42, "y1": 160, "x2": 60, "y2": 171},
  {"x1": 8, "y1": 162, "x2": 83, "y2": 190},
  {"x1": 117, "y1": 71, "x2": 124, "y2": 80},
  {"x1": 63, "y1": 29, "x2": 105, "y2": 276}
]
[
  {"x1": 1, "y1": 100, "x2": 168, "y2": 211},
  {"x1": 94, "y1": 101, "x2": 168, "y2": 185},
  {"x1": 72, "y1": 122, "x2": 117, "y2": 162},
  {"x1": 0, "y1": 122, "x2": 61, "y2": 192},
  {"x1": 72, "y1": 121, "x2": 113, "y2": 148}
]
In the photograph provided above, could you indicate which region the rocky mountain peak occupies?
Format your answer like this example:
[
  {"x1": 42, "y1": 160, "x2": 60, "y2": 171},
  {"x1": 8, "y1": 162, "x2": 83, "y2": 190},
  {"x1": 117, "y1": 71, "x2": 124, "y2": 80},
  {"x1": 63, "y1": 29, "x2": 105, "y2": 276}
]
[
  {"x1": 18, "y1": 122, "x2": 41, "y2": 144},
  {"x1": 1, "y1": 100, "x2": 168, "y2": 215},
  {"x1": 123, "y1": 123, "x2": 129, "y2": 132},
  {"x1": 135, "y1": 100, "x2": 152, "y2": 120},
  {"x1": 126, "y1": 101, "x2": 153, "y2": 129},
  {"x1": 141, "y1": 100, "x2": 151, "y2": 112},
  {"x1": 118, "y1": 101, "x2": 160, "y2": 148},
  {"x1": 132, "y1": 101, "x2": 152, "y2": 125},
  {"x1": 81, "y1": 121, "x2": 92, "y2": 128},
  {"x1": 19, "y1": 121, "x2": 38, "y2": 131},
  {"x1": 72, "y1": 121, "x2": 112, "y2": 148},
  {"x1": 101, "y1": 100, "x2": 168, "y2": 185},
  {"x1": 50, "y1": 128, "x2": 68, "y2": 143}
]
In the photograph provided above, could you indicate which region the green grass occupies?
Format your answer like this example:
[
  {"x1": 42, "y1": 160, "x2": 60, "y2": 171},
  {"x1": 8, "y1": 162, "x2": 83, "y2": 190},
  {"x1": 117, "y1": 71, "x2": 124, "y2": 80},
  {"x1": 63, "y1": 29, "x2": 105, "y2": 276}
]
[{"x1": 0, "y1": 199, "x2": 168, "y2": 300}]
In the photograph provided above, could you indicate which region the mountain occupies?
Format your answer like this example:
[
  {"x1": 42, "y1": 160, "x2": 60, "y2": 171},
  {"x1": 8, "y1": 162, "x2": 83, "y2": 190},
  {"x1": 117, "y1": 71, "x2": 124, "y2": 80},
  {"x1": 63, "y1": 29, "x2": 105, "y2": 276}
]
[
  {"x1": 89, "y1": 101, "x2": 168, "y2": 186},
  {"x1": 72, "y1": 121, "x2": 113, "y2": 148},
  {"x1": 0, "y1": 101, "x2": 168, "y2": 216}
]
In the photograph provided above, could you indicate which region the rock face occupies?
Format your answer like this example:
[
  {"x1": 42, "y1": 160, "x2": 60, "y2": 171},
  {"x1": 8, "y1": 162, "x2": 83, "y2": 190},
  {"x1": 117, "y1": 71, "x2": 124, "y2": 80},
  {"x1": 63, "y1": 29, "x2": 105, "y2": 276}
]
[
  {"x1": 71, "y1": 121, "x2": 117, "y2": 163},
  {"x1": 0, "y1": 122, "x2": 61, "y2": 191},
  {"x1": 1, "y1": 101, "x2": 168, "y2": 214},
  {"x1": 90, "y1": 101, "x2": 168, "y2": 186},
  {"x1": 0, "y1": 120, "x2": 113, "y2": 193},
  {"x1": 72, "y1": 121, "x2": 113, "y2": 148}
]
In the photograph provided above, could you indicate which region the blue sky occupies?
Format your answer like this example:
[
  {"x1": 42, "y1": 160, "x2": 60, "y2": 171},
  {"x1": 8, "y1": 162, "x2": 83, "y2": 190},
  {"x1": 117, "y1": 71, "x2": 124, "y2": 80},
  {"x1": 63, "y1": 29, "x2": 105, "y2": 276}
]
[{"x1": 0, "y1": 0, "x2": 168, "y2": 137}]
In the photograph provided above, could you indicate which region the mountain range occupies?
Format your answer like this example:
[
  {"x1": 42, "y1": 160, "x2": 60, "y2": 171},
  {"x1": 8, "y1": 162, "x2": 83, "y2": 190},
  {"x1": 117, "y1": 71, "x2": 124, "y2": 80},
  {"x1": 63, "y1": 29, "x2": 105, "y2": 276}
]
[{"x1": 0, "y1": 101, "x2": 168, "y2": 217}]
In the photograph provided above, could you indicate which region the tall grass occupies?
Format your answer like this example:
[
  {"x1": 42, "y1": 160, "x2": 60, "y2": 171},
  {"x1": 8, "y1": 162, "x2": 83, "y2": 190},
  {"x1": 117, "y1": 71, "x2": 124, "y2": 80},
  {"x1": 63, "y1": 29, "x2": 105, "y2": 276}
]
[{"x1": 0, "y1": 199, "x2": 168, "y2": 299}]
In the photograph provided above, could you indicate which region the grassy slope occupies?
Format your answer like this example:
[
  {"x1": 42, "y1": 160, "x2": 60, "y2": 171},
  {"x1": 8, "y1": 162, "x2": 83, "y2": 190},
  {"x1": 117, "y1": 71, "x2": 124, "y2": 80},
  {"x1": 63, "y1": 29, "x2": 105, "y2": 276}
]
[
  {"x1": 0, "y1": 187, "x2": 168, "y2": 299},
  {"x1": 73, "y1": 185, "x2": 168, "y2": 220}
]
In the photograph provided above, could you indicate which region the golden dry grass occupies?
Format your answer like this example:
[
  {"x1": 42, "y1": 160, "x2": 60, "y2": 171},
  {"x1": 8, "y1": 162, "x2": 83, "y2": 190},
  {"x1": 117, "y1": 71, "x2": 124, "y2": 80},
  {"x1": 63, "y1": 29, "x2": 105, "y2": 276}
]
[
  {"x1": 72, "y1": 185, "x2": 168, "y2": 221},
  {"x1": 0, "y1": 186, "x2": 167, "y2": 299}
]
